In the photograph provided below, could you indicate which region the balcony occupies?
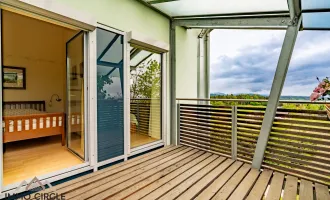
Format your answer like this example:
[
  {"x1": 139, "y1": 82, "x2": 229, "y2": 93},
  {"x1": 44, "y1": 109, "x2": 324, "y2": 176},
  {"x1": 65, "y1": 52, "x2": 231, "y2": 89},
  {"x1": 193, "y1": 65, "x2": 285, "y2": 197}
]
[
  {"x1": 34, "y1": 99, "x2": 330, "y2": 200},
  {"x1": 177, "y1": 99, "x2": 330, "y2": 185}
]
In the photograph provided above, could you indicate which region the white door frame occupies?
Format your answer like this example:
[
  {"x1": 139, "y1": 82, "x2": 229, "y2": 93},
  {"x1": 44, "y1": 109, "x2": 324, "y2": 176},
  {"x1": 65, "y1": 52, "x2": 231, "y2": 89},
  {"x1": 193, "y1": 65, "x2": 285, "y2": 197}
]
[
  {"x1": 127, "y1": 33, "x2": 169, "y2": 156},
  {"x1": 93, "y1": 23, "x2": 129, "y2": 169},
  {"x1": 0, "y1": 0, "x2": 169, "y2": 195},
  {"x1": 0, "y1": 8, "x2": 3, "y2": 194},
  {"x1": 0, "y1": 2, "x2": 96, "y2": 196}
]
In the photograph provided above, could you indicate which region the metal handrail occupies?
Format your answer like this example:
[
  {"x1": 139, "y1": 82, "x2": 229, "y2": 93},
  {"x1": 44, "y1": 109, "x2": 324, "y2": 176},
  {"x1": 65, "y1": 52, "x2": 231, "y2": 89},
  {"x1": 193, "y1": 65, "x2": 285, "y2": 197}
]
[
  {"x1": 176, "y1": 98, "x2": 329, "y2": 105},
  {"x1": 131, "y1": 98, "x2": 160, "y2": 100},
  {"x1": 177, "y1": 101, "x2": 330, "y2": 184}
]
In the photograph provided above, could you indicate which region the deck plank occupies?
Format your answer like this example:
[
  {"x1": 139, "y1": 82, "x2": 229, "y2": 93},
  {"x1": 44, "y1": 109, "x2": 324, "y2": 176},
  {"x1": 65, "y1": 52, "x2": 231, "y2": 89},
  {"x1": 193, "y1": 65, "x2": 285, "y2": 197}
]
[
  {"x1": 265, "y1": 172, "x2": 285, "y2": 200},
  {"x1": 28, "y1": 146, "x2": 330, "y2": 200},
  {"x1": 228, "y1": 168, "x2": 260, "y2": 200},
  {"x1": 41, "y1": 145, "x2": 180, "y2": 196},
  {"x1": 66, "y1": 147, "x2": 194, "y2": 199},
  {"x1": 176, "y1": 159, "x2": 235, "y2": 200},
  {"x1": 211, "y1": 163, "x2": 251, "y2": 200},
  {"x1": 282, "y1": 175, "x2": 298, "y2": 200},
  {"x1": 140, "y1": 154, "x2": 220, "y2": 200},
  {"x1": 315, "y1": 183, "x2": 330, "y2": 200},
  {"x1": 124, "y1": 152, "x2": 213, "y2": 200},
  {"x1": 195, "y1": 161, "x2": 243, "y2": 200},
  {"x1": 158, "y1": 157, "x2": 226, "y2": 200},
  {"x1": 107, "y1": 150, "x2": 205, "y2": 200},
  {"x1": 299, "y1": 179, "x2": 314, "y2": 200},
  {"x1": 246, "y1": 169, "x2": 273, "y2": 200}
]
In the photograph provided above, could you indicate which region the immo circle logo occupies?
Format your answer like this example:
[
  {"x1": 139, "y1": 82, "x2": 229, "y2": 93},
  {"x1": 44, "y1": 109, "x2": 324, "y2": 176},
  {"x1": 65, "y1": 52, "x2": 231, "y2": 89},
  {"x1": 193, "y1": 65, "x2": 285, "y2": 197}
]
[{"x1": 5, "y1": 177, "x2": 65, "y2": 200}]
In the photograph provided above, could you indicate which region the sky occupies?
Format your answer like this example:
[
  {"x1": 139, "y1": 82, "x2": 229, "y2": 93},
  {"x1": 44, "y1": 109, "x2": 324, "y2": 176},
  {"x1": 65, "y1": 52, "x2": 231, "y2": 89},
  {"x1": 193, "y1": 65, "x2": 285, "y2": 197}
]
[{"x1": 210, "y1": 30, "x2": 330, "y2": 96}]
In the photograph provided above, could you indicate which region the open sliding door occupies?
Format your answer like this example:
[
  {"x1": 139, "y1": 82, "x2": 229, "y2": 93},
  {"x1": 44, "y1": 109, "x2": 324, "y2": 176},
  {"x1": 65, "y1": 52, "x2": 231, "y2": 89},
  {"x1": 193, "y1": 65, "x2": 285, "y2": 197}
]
[{"x1": 66, "y1": 31, "x2": 86, "y2": 160}]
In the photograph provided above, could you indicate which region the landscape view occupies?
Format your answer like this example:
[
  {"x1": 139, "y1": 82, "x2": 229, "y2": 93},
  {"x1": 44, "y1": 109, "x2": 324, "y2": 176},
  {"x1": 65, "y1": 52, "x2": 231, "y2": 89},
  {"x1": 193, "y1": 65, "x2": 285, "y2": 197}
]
[
  {"x1": 209, "y1": 93, "x2": 325, "y2": 110},
  {"x1": 184, "y1": 29, "x2": 330, "y2": 185},
  {"x1": 210, "y1": 29, "x2": 330, "y2": 111}
]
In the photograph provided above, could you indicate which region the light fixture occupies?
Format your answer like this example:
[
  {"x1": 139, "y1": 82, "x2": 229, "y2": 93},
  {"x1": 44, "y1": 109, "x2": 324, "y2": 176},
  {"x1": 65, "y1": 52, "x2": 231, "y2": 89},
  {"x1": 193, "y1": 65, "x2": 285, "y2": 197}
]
[{"x1": 49, "y1": 94, "x2": 62, "y2": 107}]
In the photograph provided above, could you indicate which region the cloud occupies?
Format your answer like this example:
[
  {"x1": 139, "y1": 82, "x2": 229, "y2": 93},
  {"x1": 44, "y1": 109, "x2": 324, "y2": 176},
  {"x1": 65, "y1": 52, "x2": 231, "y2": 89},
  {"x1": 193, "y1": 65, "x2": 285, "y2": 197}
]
[{"x1": 210, "y1": 30, "x2": 330, "y2": 96}]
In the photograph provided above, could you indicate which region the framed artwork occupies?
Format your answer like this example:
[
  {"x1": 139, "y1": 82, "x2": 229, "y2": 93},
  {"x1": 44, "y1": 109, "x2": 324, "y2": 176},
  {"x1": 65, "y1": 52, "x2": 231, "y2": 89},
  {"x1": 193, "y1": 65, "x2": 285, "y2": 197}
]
[{"x1": 3, "y1": 66, "x2": 26, "y2": 89}]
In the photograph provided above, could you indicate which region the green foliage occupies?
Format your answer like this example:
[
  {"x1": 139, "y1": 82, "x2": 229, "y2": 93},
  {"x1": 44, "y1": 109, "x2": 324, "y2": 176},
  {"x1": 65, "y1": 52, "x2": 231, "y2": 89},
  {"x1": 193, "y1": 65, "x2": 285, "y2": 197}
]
[
  {"x1": 280, "y1": 103, "x2": 325, "y2": 111},
  {"x1": 97, "y1": 74, "x2": 113, "y2": 99},
  {"x1": 211, "y1": 94, "x2": 326, "y2": 110},
  {"x1": 210, "y1": 94, "x2": 268, "y2": 106},
  {"x1": 131, "y1": 60, "x2": 161, "y2": 99}
]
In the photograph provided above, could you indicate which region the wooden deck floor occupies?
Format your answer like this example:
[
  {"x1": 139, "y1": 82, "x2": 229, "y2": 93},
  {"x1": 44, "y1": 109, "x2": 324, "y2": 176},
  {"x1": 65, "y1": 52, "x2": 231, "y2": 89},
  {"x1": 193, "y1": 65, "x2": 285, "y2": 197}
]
[{"x1": 39, "y1": 146, "x2": 330, "y2": 200}]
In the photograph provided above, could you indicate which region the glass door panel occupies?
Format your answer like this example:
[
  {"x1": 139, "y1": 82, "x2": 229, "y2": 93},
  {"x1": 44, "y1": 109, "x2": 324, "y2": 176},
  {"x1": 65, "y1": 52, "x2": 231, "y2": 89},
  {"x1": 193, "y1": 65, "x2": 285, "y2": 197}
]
[
  {"x1": 96, "y1": 28, "x2": 124, "y2": 162},
  {"x1": 66, "y1": 31, "x2": 85, "y2": 159},
  {"x1": 130, "y1": 46, "x2": 162, "y2": 148}
]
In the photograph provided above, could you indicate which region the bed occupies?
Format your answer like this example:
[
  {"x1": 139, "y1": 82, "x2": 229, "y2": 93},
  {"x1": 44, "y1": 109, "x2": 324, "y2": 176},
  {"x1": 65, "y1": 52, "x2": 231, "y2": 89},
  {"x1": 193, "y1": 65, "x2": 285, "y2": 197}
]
[{"x1": 2, "y1": 101, "x2": 65, "y2": 145}]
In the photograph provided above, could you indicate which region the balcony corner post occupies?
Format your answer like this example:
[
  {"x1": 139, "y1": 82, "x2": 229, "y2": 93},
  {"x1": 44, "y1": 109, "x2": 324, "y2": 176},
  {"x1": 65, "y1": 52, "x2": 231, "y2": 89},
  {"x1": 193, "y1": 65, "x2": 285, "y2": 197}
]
[
  {"x1": 231, "y1": 106, "x2": 237, "y2": 160},
  {"x1": 170, "y1": 21, "x2": 177, "y2": 145}
]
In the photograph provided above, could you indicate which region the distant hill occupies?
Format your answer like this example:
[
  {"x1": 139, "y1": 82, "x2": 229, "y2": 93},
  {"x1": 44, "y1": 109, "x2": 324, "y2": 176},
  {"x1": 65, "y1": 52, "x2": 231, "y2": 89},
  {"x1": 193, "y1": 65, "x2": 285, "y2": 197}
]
[
  {"x1": 280, "y1": 96, "x2": 310, "y2": 100},
  {"x1": 210, "y1": 93, "x2": 309, "y2": 100},
  {"x1": 210, "y1": 92, "x2": 225, "y2": 97}
]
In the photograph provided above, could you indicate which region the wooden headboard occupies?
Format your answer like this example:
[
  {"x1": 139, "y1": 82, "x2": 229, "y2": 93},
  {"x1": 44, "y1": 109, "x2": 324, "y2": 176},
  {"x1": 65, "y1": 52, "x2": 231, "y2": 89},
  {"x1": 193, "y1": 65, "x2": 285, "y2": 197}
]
[{"x1": 3, "y1": 101, "x2": 46, "y2": 111}]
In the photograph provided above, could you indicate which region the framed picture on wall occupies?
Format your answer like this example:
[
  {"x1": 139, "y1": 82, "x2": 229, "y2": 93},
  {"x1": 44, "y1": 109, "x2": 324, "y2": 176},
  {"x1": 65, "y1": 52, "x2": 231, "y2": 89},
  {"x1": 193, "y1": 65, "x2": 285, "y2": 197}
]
[{"x1": 3, "y1": 66, "x2": 26, "y2": 89}]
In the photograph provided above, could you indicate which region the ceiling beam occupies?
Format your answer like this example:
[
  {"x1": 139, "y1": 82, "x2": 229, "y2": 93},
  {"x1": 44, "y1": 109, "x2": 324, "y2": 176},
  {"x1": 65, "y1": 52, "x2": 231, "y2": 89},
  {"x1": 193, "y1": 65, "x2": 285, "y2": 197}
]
[
  {"x1": 135, "y1": 0, "x2": 171, "y2": 19},
  {"x1": 173, "y1": 16, "x2": 291, "y2": 28},
  {"x1": 149, "y1": 0, "x2": 179, "y2": 4},
  {"x1": 172, "y1": 11, "x2": 290, "y2": 19}
]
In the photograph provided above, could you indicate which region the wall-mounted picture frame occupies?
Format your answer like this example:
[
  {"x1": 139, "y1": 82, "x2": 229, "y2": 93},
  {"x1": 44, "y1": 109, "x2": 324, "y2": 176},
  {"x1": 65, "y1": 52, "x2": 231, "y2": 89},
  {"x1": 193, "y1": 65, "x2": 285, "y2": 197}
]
[{"x1": 3, "y1": 66, "x2": 26, "y2": 89}]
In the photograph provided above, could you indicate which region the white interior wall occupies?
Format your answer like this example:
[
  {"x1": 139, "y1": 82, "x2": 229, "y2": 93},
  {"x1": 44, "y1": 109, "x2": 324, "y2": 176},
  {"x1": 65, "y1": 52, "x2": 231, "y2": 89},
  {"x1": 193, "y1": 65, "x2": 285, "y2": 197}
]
[{"x1": 2, "y1": 10, "x2": 77, "y2": 113}]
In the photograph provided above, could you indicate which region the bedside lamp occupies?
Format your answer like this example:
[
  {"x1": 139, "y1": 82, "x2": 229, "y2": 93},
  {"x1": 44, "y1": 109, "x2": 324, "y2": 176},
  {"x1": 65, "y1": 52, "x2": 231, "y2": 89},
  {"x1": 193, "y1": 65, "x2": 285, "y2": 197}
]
[{"x1": 49, "y1": 94, "x2": 62, "y2": 107}]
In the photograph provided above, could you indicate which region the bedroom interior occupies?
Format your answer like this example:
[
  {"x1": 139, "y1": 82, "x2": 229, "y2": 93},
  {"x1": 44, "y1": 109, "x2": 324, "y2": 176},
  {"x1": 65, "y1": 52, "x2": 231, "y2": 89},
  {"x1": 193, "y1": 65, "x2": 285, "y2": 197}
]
[{"x1": 2, "y1": 10, "x2": 85, "y2": 186}]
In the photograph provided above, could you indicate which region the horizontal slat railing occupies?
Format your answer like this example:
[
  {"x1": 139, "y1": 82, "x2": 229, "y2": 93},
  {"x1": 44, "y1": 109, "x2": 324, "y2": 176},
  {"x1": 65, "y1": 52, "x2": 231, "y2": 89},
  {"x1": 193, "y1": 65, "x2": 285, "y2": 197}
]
[
  {"x1": 263, "y1": 106, "x2": 330, "y2": 185},
  {"x1": 177, "y1": 99, "x2": 330, "y2": 185},
  {"x1": 179, "y1": 103, "x2": 232, "y2": 157},
  {"x1": 130, "y1": 99, "x2": 161, "y2": 135},
  {"x1": 237, "y1": 106, "x2": 265, "y2": 163}
]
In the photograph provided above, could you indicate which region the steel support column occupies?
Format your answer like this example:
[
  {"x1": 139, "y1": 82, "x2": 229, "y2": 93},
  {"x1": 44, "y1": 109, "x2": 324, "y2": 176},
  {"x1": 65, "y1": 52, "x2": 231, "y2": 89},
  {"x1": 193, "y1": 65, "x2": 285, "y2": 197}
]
[
  {"x1": 170, "y1": 22, "x2": 177, "y2": 145},
  {"x1": 251, "y1": 18, "x2": 301, "y2": 169},
  {"x1": 197, "y1": 29, "x2": 211, "y2": 103},
  {"x1": 197, "y1": 37, "x2": 204, "y2": 102},
  {"x1": 204, "y1": 32, "x2": 210, "y2": 99}
]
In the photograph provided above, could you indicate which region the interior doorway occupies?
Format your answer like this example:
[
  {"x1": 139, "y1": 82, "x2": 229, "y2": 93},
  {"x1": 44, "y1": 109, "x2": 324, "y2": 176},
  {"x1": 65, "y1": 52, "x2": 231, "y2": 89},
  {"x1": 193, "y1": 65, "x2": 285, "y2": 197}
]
[{"x1": 1, "y1": 10, "x2": 86, "y2": 186}]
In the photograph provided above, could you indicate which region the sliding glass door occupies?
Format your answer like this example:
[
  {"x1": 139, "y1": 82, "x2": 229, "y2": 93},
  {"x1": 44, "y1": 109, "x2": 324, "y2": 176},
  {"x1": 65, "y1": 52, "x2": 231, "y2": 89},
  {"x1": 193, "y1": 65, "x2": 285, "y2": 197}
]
[
  {"x1": 96, "y1": 28, "x2": 125, "y2": 162},
  {"x1": 129, "y1": 47, "x2": 162, "y2": 148},
  {"x1": 66, "y1": 31, "x2": 86, "y2": 159}
]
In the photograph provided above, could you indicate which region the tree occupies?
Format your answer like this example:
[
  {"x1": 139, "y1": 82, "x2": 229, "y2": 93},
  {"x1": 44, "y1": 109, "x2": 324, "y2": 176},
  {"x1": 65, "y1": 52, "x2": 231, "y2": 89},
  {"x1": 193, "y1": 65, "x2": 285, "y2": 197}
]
[
  {"x1": 97, "y1": 74, "x2": 113, "y2": 99},
  {"x1": 130, "y1": 59, "x2": 161, "y2": 99}
]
